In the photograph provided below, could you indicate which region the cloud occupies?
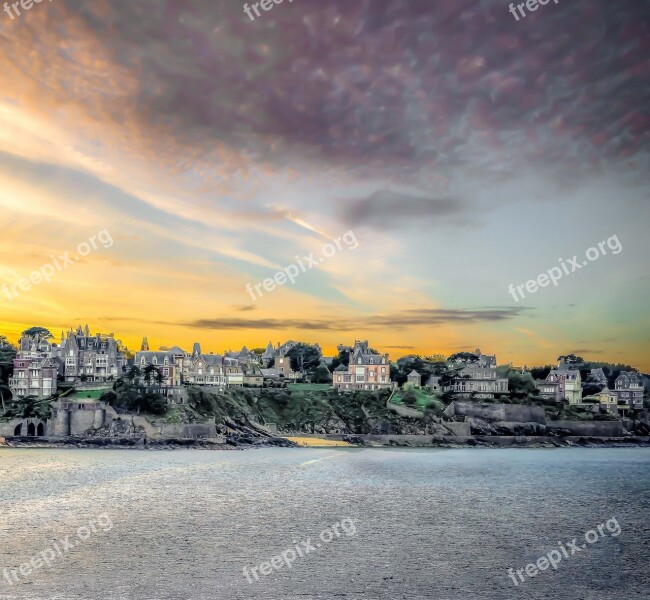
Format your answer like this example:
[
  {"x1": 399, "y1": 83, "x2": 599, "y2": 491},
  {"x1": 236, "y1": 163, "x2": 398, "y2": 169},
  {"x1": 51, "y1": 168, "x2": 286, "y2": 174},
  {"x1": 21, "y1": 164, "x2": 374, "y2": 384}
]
[
  {"x1": 340, "y1": 190, "x2": 467, "y2": 229},
  {"x1": 235, "y1": 305, "x2": 257, "y2": 312},
  {"x1": 183, "y1": 306, "x2": 531, "y2": 331}
]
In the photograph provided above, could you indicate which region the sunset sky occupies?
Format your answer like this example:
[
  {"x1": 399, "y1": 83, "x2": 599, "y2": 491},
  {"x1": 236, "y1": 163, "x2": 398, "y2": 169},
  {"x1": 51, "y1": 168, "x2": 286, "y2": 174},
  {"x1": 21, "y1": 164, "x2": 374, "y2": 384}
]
[{"x1": 0, "y1": 0, "x2": 648, "y2": 368}]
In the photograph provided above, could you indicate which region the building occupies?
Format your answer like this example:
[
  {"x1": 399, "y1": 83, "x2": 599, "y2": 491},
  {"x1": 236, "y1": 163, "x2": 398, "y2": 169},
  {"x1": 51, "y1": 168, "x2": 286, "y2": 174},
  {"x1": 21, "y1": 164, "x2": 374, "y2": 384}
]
[
  {"x1": 133, "y1": 341, "x2": 187, "y2": 402},
  {"x1": 134, "y1": 339, "x2": 244, "y2": 401},
  {"x1": 534, "y1": 380, "x2": 560, "y2": 401},
  {"x1": 59, "y1": 326, "x2": 126, "y2": 382},
  {"x1": 447, "y1": 349, "x2": 508, "y2": 399},
  {"x1": 406, "y1": 370, "x2": 422, "y2": 387},
  {"x1": 613, "y1": 371, "x2": 644, "y2": 411},
  {"x1": 332, "y1": 340, "x2": 391, "y2": 391},
  {"x1": 536, "y1": 358, "x2": 582, "y2": 404},
  {"x1": 582, "y1": 386, "x2": 619, "y2": 415},
  {"x1": 224, "y1": 346, "x2": 259, "y2": 367},
  {"x1": 587, "y1": 367, "x2": 608, "y2": 386},
  {"x1": 260, "y1": 342, "x2": 275, "y2": 367},
  {"x1": 273, "y1": 340, "x2": 301, "y2": 380},
  {"x1": 425, "y1": 375, "x2": 442, "y2": 394},
  {"x1": 9, "y1": 331, "x2": 62, "y2": 399},
  {"x1": 243, "y1": 364, "x2": 264, "y2": 387}
]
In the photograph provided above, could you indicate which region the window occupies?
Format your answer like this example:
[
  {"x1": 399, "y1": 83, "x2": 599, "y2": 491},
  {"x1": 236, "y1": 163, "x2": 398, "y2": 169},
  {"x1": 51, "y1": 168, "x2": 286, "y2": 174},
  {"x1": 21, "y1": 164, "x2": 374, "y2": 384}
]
[{"x1": 381, "y1": 367, "x2": 386, "y2": 374}]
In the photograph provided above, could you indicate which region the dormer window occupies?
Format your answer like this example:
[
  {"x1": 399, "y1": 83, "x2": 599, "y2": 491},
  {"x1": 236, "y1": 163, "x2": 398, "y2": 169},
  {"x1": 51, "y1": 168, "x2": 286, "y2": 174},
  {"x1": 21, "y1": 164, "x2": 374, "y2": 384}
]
[{"x1": 152, "y1": 357, "x2": 157, "y2": 365}]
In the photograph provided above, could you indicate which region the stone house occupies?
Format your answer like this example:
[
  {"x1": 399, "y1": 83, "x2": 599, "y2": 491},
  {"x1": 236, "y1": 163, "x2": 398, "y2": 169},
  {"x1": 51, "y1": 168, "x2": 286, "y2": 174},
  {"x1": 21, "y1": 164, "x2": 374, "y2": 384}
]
[
  {"x1": 58, "y1": 326, "x2": 126, "y2": 383},
  {"x1": 406, "y1": 370, "x2": 422, "y2": 387},
  {"x1": 332, "y1": 340, "x2": 391, "y2": 391},
  {"x1": 9, "y1": 331, "x2": 62, "y2": 399},
  {"x1": 446, "y1": 349, "x2": 508, "y2": 399},
  {"x1": 538, "y1": 359, "x2": 582, "y2": 404},
  {"x1": 613, "y1": 371, "x2": 644, "y2": 410}
]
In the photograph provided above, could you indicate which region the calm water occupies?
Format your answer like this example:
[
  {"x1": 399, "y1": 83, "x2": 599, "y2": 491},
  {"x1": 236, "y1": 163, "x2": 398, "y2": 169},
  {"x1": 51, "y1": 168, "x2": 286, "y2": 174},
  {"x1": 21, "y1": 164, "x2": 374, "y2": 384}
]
[{"x1": 0, "y1": 447, "x2": 648, "y2": 600}]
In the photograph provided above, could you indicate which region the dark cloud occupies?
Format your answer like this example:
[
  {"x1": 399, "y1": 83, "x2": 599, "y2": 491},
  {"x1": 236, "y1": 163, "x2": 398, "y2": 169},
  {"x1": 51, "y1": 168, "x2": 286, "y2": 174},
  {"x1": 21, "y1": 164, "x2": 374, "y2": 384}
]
[
  {"x1": 235, "y1": 305, "x2": 257, "y2": 312},
  {"x1": 183, "y1": 306, "x2": 531, "y2": 331},
  {"x1": 568, "y1": 349, "x2": 604, "y2": 354},
  {"x1": 18, "y1": 0, "x2": 649, "y2": 183},
  {"x1": 340, "y1": 190, "x2": 466, "y2": 229}
]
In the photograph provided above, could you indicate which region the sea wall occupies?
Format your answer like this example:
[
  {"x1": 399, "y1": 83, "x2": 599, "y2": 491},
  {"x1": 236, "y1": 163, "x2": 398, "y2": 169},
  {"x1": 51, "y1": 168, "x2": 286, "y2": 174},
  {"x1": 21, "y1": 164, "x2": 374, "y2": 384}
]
[
  {"x1": 444, "y1": 402, "x2": 547, "y2": 424},
  {"x1": 548, "y1": 420, "x2": 624, "y2": 436}
]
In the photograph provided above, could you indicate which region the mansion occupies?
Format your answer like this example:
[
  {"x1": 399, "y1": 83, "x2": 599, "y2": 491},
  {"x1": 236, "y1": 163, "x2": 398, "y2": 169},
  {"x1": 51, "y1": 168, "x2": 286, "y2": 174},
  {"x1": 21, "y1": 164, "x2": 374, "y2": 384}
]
[
  {"x1": 134, "y1": 339, "x2": 246, "y2": 401},
  {"x1": 333, "y1": 340, "x2": 391, "y2": 391},
  {"x1": 9, "y1": 326, "x2": 126, "y2": 400},
  {"x1": 535, "y1": 358, "x2": 583, "y2": 404},
  {"x1": 446, "y1": 348, "x2": 509, "y2": 399}
]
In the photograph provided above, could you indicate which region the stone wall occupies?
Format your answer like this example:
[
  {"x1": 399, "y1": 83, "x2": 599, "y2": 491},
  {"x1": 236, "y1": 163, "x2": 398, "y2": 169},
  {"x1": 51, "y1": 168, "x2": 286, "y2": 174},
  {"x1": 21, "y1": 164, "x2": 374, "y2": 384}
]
[
  {"x1": 0, "y1": 418, "x2": 48, "y2": 436},
  {"x1": 548, "y1": 420, "x2": 624, "y2": 436},
  {"x1": 444, "y1": 401, "x2": 547, "y2": 424},
  {"x1": 157, "y1": 423, "x2": 217, "y2": 439}
]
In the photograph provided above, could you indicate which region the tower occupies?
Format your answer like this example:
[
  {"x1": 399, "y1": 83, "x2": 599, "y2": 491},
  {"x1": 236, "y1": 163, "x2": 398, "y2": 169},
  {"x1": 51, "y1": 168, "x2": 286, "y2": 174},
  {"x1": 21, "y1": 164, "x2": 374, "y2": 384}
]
[{"x1": 141, "y1": 337, "x2": 150, "y2": 352}]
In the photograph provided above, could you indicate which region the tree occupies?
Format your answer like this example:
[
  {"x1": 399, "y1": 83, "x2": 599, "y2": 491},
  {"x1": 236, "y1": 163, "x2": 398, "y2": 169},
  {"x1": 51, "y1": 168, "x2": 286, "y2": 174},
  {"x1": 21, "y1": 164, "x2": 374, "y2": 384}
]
[
  {"x1": 530, "y1": 365, "x2": 553, "y2": 381},
  {"x1": 424, "y1": 353, "x2": 447, "y2": 363},
  {"x1": 329, "y1": 349, "x2": 350, "y2": 373},
  {"x1": 391, "y1": 354, "x2": 441, "y2": 385},
  {"x1": 126, "y1": 365, "x2": 141, "y2": 381},
  {"x1": 557, "y1": 354, "x2": 585, "y2": 367},
  {"x1": 22, "y1": 327, "x2": 53, "y2": 339},
  {"x1": 142, "y1": 364, "x2": 158, "y2": 390},
  {"x1": 402, "y1": 389, "x2": 418, "y2": 407},
  {"x1": 311, "y1": 364, "x2": 332, "y2": 384},
  {"x1": 286, "y1": 343, "x2": 322, "y2": 378},
  {"x1": 4, "y1": 395, "x2": 53, "y2": 420},
  {"x1": 448, "y1": 352, "x2": 479, "y2": 364},
  {"x1": 0, "y1": 336, "x2": 16, "y2": 410}
]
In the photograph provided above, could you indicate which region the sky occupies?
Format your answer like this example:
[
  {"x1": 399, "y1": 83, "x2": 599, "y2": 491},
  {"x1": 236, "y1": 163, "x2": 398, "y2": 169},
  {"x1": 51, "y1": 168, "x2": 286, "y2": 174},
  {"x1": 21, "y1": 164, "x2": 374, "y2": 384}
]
[{"x1": 0, "y1": 0, "x2": 648, "y2": 368}]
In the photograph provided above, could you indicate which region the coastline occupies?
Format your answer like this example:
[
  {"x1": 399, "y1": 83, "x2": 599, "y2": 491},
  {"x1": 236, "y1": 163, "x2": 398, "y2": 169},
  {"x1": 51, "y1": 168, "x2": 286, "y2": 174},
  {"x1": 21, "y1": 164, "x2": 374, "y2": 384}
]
[{"x1": 2, "y1": 434, "x2": 649, "y2": 450}]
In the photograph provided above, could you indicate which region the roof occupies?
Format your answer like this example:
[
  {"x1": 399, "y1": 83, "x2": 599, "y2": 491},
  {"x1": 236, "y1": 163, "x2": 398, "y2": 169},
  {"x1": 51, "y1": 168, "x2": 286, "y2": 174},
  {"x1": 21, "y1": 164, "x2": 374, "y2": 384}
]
[{"x1": 407, "y1": 369, "x2": 420, "y2": 376}]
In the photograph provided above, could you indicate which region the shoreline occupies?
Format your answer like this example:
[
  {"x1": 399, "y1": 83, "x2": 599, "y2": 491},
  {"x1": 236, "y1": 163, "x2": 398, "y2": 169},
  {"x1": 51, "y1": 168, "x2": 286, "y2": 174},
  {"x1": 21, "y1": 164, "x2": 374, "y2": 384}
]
[{"x1": 2, "y1": 434, "x2": 649, "y2": 450}]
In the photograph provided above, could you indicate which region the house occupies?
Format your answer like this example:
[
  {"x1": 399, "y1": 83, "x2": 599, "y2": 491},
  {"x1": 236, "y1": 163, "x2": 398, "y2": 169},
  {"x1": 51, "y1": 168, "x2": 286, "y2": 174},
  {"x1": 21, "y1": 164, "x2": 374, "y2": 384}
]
[
  {"x1": 538, "y1": 358, "x2": 582, "y2": 404},
  {"x1": 613, "y1": 371, "x2": 644, "y2": 411},
  {"x1": 534, "y1": 380, "x2": 560, "y2": 401},
  {"x1": 9, "y1": 331, "x2": 62, "y2": 399},
  {"x1": 587, "y1": 367, "x2": 608, "y2": 386},
  {"x1": 243, "y1": 365, "x2": 264, "y2": 387},
  {"x1": 134, "y1": 339, "x2": 245, "y2": 399},
  {"x1": 224, "y1": 346, "x2": 259, "y2": 367},
  {"x1": 425, "y1": 375, "x2": 442, "y2": 394},
  {"x1": 582, "y1": 386, "x2": 619, "y2": 415},
  {"x1": 447, "y1": 349, "x2": 508, "y2": 399},
  {"x1": 406, "y1": 370, "x2": 422, "y2": 387},
  {"x1": 332, "y1": 340, "x2": 391, "y2": 391},
  {"x1": 58, "y1": 326, "x2": 126, "y2": 382},
  {"x1": 260, "y1": 342, "x2": 275, "y2": 367}
]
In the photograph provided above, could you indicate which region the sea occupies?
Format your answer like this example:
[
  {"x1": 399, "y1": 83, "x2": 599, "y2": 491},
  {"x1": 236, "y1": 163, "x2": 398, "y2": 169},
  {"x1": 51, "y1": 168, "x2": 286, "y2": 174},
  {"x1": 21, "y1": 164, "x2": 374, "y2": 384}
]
[{"x1": 0, "y1": 447, "x2": 648, "y2": 599}]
